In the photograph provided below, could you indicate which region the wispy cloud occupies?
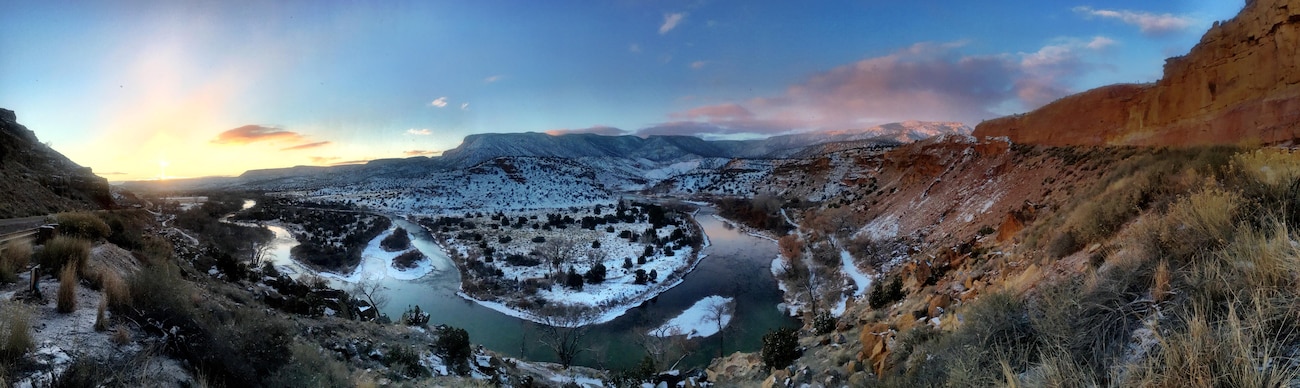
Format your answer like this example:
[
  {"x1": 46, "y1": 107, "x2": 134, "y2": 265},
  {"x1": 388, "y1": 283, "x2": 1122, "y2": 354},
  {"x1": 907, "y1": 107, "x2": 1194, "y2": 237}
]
[
  {"x1": 280, "y1": 141, "x2": 332, "y2": 151},
  {"x1": 407, "y1": 128, "x2": 432, "y2": 135},
  {"x1": 430, "y1": 97, "x2": 449, "y2": 108},
  {"x1": 484, "y1": 75, "x2": 503, "y2": 83},
  {"x1": 637, "y1": 39, "x2": 1109, "y2": 137},
  {"x1": 690, "y1": 60, "x2": 710, "y2": 70},
  {"x1": 1086, "y1": 36, "x2": 1118, "y2": 50},
  {"x1": 545, "y1": 125, "x2": 627, "y2": 136},
  {"x1": 210, "y1": 125, "x2": 303, "y2": 145},
  {"x1": 629, "y1": 43, "x2": 641, "y2": 53},
  {"x1": 403, "y1": 150, "x2": 441, "y2": 157},
  {"x1": 461, "y1": 103, "x2": 470, "y2": 110},
  {"x1": 310, "y1": 156, "x2": 340, "y2": 164},
  {"x1": 659, "y1": 12, "x2": 685, "y2": 35},
  {"x1": 330, "y1": 159, "x2": 369, "y2": 166},
  {"x1": 1073, "y1": 6, "x2": 1195, "y2": 35}
]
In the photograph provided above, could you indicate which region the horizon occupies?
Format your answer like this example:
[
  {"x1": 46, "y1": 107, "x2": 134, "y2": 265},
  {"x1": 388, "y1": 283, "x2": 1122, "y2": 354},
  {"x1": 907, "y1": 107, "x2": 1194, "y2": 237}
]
[{"x1": 1, "y1": 1, "x2": 1244, "y2": 180}]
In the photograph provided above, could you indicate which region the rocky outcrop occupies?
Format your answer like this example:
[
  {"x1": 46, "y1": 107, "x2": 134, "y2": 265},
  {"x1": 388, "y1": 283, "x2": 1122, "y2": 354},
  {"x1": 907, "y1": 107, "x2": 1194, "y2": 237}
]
[
  {"x1": 974, "y1": 0, "x2": 1300, "y2": 146},
  {"x1": 0, "y1": 108, "x2": 113, "y2": 217}
]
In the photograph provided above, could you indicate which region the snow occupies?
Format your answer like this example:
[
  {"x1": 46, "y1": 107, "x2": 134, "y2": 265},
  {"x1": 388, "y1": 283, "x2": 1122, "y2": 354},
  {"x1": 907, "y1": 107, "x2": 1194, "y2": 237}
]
[
  {"x1": 839, "y1": 247, "x2": 873, "y2": 297},
  {"x1": 318, "y1": 226, "x2": 436, "y2": 283},
  {"x1": 649, "y1": 296, "x2": 734, "y2": 339}
]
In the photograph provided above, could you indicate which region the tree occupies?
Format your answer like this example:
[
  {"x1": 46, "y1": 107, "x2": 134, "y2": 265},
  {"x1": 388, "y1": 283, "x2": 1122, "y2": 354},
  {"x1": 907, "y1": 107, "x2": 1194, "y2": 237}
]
[
  {"x1": 435, "y1": 326, "x2": 472, "y2": 375},
  {"x1": 565, "y1": 267, "x2": 585, "y2": 290},
  {"x1": 351, "y1": 277, "x2": 389, "y2": 321},
  {"x1": 536, "y1": 305, "x2": 597, "y2": 368},
  {"x1": 584, "y1": 263, "x2": 607, "y2": 284},
  {"x1": 707, "y1": 298, "x2": 736, "y2": 358},
  {"x1": 381, "y1": 227, "x2": 411, "y2": 251},
  {"x1": 761, "y1": 327, "x2": 800, "y2": 370},
  {"x1": 541, "y1": 238, "x2": 575, "y2": 272},
  {"x1": 250, "y1": 238, "x2": 273, "y2": 268}
]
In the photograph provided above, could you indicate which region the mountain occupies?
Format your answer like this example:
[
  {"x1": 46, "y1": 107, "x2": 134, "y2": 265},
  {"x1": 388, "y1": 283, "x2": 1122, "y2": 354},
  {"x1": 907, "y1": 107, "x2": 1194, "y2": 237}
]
[
  {"x1": 0, "y1": 108, "x2": 112, "y2": 217},
  {"x1": 974, "y1": 0, "x2": 1300, "y2": 146},
  {"x1": 122, "y1": 121, "x2": 969, "y2": 193}
]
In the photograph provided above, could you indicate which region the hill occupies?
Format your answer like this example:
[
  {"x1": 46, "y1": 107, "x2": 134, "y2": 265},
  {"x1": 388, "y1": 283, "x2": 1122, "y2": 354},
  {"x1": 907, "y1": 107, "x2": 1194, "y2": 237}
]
[{"x1": 0, "y1": 108, "x2": 112, "y2": 217}]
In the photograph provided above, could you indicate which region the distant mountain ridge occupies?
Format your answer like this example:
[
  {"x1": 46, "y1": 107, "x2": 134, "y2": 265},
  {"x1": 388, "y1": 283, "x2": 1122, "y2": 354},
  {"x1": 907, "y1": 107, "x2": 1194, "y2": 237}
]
[{"x1": 440, "y1": 121, "x2": 970, "y2": 167}]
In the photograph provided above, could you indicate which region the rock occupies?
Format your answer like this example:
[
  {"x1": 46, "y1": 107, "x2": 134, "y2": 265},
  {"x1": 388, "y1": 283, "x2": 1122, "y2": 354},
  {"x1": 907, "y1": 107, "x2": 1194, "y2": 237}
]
[
  {"x1": 844, "y1": 360, "x2": 862, "y2": 375},
  {"x1": 858, "y1": 323, "x2": 892, "y2": 376},
  {"x1": 973, "y1": 0, "x2": 1300, "y2": 147},
  {"x1": 928, "y1": 294, "x2": 953, "y2": 318}
]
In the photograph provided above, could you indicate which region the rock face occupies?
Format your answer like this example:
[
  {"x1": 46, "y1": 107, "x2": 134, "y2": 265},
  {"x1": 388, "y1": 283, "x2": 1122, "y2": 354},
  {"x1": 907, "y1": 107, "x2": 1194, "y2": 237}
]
[
  {"x1": 974, "y1": 0, "x2": 1300, "y2": 146},
  {"x1": 0, "y1": 108, "x2": 113, "y2": 217}
]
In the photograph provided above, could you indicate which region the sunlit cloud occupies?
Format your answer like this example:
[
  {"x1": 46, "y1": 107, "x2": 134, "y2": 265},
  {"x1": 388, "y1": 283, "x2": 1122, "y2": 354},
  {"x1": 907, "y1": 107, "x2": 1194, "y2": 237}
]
[
  {"x1": 404, "y1": 150, "x2": 441, "y2": 157},
  {"x1": 310, "y1": 156, "x2": 340, "y2": 164},
  {"x1": 1073, "y1": 6, "x2": 1195, "y2": 35},
  {"x1": 638, "y1": 39, "x2": 1110, "y2": 137},
  {"x1": 659, "y1": 12, "x2": 685, "y2": 34},
  {"x1": 331, "y1": 159, "x2": 369, "y2": 166},
  {"x1": 407, "y1": 128, "x2": 433, "y2": 135},
  {"x1": 280, "y1": 141, "x2": 331, "y2": 151},
  {"x1": 210, "y1": 125, "x2": 303, "y2": 144},
  {"x1": 545, "y1": 125, "x2": 627, "y2": 136},
  {"x1": 430, "y1": 97, "x2": 449, "y2": 108}
]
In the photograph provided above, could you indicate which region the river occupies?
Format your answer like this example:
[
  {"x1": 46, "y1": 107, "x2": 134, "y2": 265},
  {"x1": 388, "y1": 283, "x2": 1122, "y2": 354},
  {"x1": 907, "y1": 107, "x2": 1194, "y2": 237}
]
[{"x1": 242, "y1": 201, "x2": 797, "y2": 370}]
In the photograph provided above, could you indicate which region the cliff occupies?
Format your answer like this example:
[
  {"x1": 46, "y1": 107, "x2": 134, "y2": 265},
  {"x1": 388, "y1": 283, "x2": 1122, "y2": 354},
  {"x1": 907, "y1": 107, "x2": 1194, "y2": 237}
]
[{"x1": 974, "y1": 0, "x2": 1300, "y2": 146}]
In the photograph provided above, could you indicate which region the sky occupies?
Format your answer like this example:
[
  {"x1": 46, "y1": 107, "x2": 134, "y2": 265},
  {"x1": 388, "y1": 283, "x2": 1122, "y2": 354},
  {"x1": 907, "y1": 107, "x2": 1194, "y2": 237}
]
[{"x1": 0, "y1": 1, "x2": 1245, "y2": 181}]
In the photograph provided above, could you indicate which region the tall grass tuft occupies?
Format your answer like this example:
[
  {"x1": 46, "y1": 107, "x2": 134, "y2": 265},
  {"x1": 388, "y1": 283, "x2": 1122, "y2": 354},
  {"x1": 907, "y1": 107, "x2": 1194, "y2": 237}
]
[
  {"x1": 0, "y1": 302, "x2": 33, "y2": 362},
  {"x1": 57, "y1": 264, "x2": 78, "y2": 313},
  {"x1": 37, "y1": 236, "x2": 90, "y2": 275},
  {"x1": 0, "y1": 238, "x2": 32, "y2": 283},
  {"x1": 101, "y1": 270, "x2": 131, "y2": 312},
  {"x1": 1158, "y1": 188, "x2": 1239, "y2": 260}
]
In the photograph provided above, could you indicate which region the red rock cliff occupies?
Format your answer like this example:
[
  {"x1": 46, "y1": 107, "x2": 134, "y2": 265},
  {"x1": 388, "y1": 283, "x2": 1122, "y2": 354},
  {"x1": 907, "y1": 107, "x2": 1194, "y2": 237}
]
[{"x1": 974, "y1": 0, "x2": 1300, "y2": 146}]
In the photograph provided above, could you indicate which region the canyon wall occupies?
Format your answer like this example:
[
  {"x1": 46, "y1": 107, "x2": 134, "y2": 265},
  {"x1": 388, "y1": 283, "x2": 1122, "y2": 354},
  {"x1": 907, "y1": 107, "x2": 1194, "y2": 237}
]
[{"x1": 974, "y1": 0, "x2": 1300, "y2": 146}]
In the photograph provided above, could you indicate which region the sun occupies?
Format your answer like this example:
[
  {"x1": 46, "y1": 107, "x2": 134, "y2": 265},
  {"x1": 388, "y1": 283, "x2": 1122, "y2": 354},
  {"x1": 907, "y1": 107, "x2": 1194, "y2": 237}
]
[{"x1": 159, "y1": 159, "x2": 169, "y2": 180}]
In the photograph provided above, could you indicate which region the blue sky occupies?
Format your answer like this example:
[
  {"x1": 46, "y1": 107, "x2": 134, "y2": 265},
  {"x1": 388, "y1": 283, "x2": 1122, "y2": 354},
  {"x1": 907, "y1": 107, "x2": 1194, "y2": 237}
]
[{"x1": 0, "y1": 1, "x2": 1244, "y2": 180}]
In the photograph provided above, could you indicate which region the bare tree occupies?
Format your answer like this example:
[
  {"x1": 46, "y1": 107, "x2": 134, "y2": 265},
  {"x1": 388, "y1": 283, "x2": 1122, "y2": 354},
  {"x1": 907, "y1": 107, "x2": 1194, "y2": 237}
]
[
  {"x1": 535, "y1": 304, "x2": 597, "y2": 368},
  {"x1": 706, "y1": 298, "x2": 736, "y2": 358},
  {"x1": 249, "y1": 239, "x2": 273, "y2": 268},
  {"x1": 541, "y1": 237, "x2": 575, "y2": 273},
  {"x1": 637, "y1": 325, "x2": 696, "y2": 372},
  {"x1": 351, "y1": 276, "x2": 389, "y2": 321}
]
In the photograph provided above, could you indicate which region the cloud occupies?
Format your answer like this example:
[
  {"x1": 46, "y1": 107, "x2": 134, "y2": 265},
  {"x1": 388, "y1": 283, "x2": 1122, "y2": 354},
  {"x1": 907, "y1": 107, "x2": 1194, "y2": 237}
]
[
  {"x1": 637, "y1": 39, "x2": 1108, "y2": 137},
  {"x1": 1086, "y1": 36, "x2": 1118, "y2": 50},
  {"x1": 544, "y1": 125, "x2": 628, "y2": 136},
  {"x1": 1073, "y1": 6, "x2": 1195, "y2": 35},
  {"x1": 96, "y1": 171, "x2": 129, "y2": 176},
  {"x1": 484, "y1": 75, "x2": 503, "y2": 83},
  {"x1": 310, "y1": 156, "x2": 340, "y2": 164},
  {"x1": 430, "y1": 97, "x2": 449, "y2": 108},
  {"x1": 404, "y1": 150, "x2": 441, "y2": 157},
  {"x1": 659, "y1": 13, "x2": 685, "y2": 34},
  {"x1": 280, "y1": 141, "x2": 332, "y2": 151},
  {"x1": 210, "y1": 125, "x2": 303, "y2": 144},
  {"x1": 461, "y1": 103, "x2": 470, "y2": 110},
  {"x1": 690, "y1": 60, "x2": 709, "y2": 70},
  {"x1": 406, "y1": 128, "x2": 432, "y2": 135},
  {"x1": 330, "y1": 159, "x2": 369, "y2": 166},
  {"x1": 629, "y1": 43, "x2": 641, "y2": 53}
]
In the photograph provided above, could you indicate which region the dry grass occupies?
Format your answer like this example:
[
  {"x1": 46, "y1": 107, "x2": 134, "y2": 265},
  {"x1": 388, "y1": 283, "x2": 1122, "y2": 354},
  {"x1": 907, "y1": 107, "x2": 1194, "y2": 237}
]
[
  {"x1": 1152, "y1": 260, "x2": 1171, "y2": 303},
  {"x1": 94, "y1": 300, "x2": 108, "y2": 332},
  {"x1": 54, "y1": 212, "x2": 111, "y2": 240},
  {"x1": 0, "y1": 238, "x2": 32, "y2": 283},
  {"x1": 1158, "y1": 188, "x2": 1240, "y2": 260},
  {"x1": 111, "y1": 325, "x2": 131, "y2": 346},
  {"x1": 37, "y1": 236, "x2": 91, "y2": 275},
  {"x1": 0, "y1": 302, "x2": 33, "y2": 362},
  {"x1": 57, "y1": 264, "x2": 78, "y2": 313},
  {"x1": 101, "y1": 269, "x2": 131, "y2": 312}
]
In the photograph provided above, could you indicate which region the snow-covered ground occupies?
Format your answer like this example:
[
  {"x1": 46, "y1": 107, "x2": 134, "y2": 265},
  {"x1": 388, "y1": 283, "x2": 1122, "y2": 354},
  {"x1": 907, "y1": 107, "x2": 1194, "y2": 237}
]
[
  {"x1": 319, "y1": 225, "x2": 435, "y2": 283},
  {"x1": 649, "y1": 296, "x2": 735, "y2": 339}
]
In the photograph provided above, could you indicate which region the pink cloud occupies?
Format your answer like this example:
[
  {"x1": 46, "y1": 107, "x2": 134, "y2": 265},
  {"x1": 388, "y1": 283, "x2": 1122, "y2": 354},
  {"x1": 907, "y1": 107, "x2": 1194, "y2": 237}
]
[
  {"x1": 637, "y1": 40, "x2": 1103, "y2": 137},
  {"x1": 211, "y1": 125, "x2": 303, "y2": 144},
  {"x1": 280, "y1": 141, "x2": 332, "y2": 151},
  {"x1": 404, "y1": 150, "x2": 440, "y2": 157},
  {"x1": 544, "y1": 125, "x2": 627, "y2": 136}
]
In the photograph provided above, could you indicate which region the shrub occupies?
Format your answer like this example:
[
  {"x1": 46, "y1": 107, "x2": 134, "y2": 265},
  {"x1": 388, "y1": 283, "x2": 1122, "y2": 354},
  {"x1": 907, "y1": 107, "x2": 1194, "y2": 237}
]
[
  {"x1": 435, "y1": 326, "x2": 472, "y2": 376},
  {"x1": 584, "y1": 263, "x2": 607, "y2": 284},
  {"x1": 761, "y1": 327, "x2": 800, "y2": 369},
  {"x1": 111, "y1": 325, "x2": 131, "y2": 346},
  {"x1": 0, "y1": 238, "x2": 32, "y2": 283},
  {"x1": 58, "y1": 264, "x2": 78, "y2": 313},
  {"x1": 38, "y1": 236, "x2": 91, "y2": 275},
  {"x1": 265, "y1": 342, "x2": 351, "y2": 388},
  {"x1": 385, "y1": 345, "x2": 428, "y2": 378},
  {"x1": 55, "y1": 212, "x2": 111, "y2": 240},
  {"x1": 868, "y1": 275, "x2": 904, "y2": 309},
  {"x1": 812, "y1": 312, "x2": 836, "y2": 335},
  {"x1": 565, "y1": 267, "x2": 584, "y2": 290}
]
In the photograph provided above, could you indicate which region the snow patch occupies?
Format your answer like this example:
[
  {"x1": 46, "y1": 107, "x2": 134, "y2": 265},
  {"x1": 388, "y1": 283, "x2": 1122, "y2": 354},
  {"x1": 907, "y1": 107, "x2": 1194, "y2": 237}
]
[{"x1": 649, "y1": 296, "x2": 734, "y2": 339}]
